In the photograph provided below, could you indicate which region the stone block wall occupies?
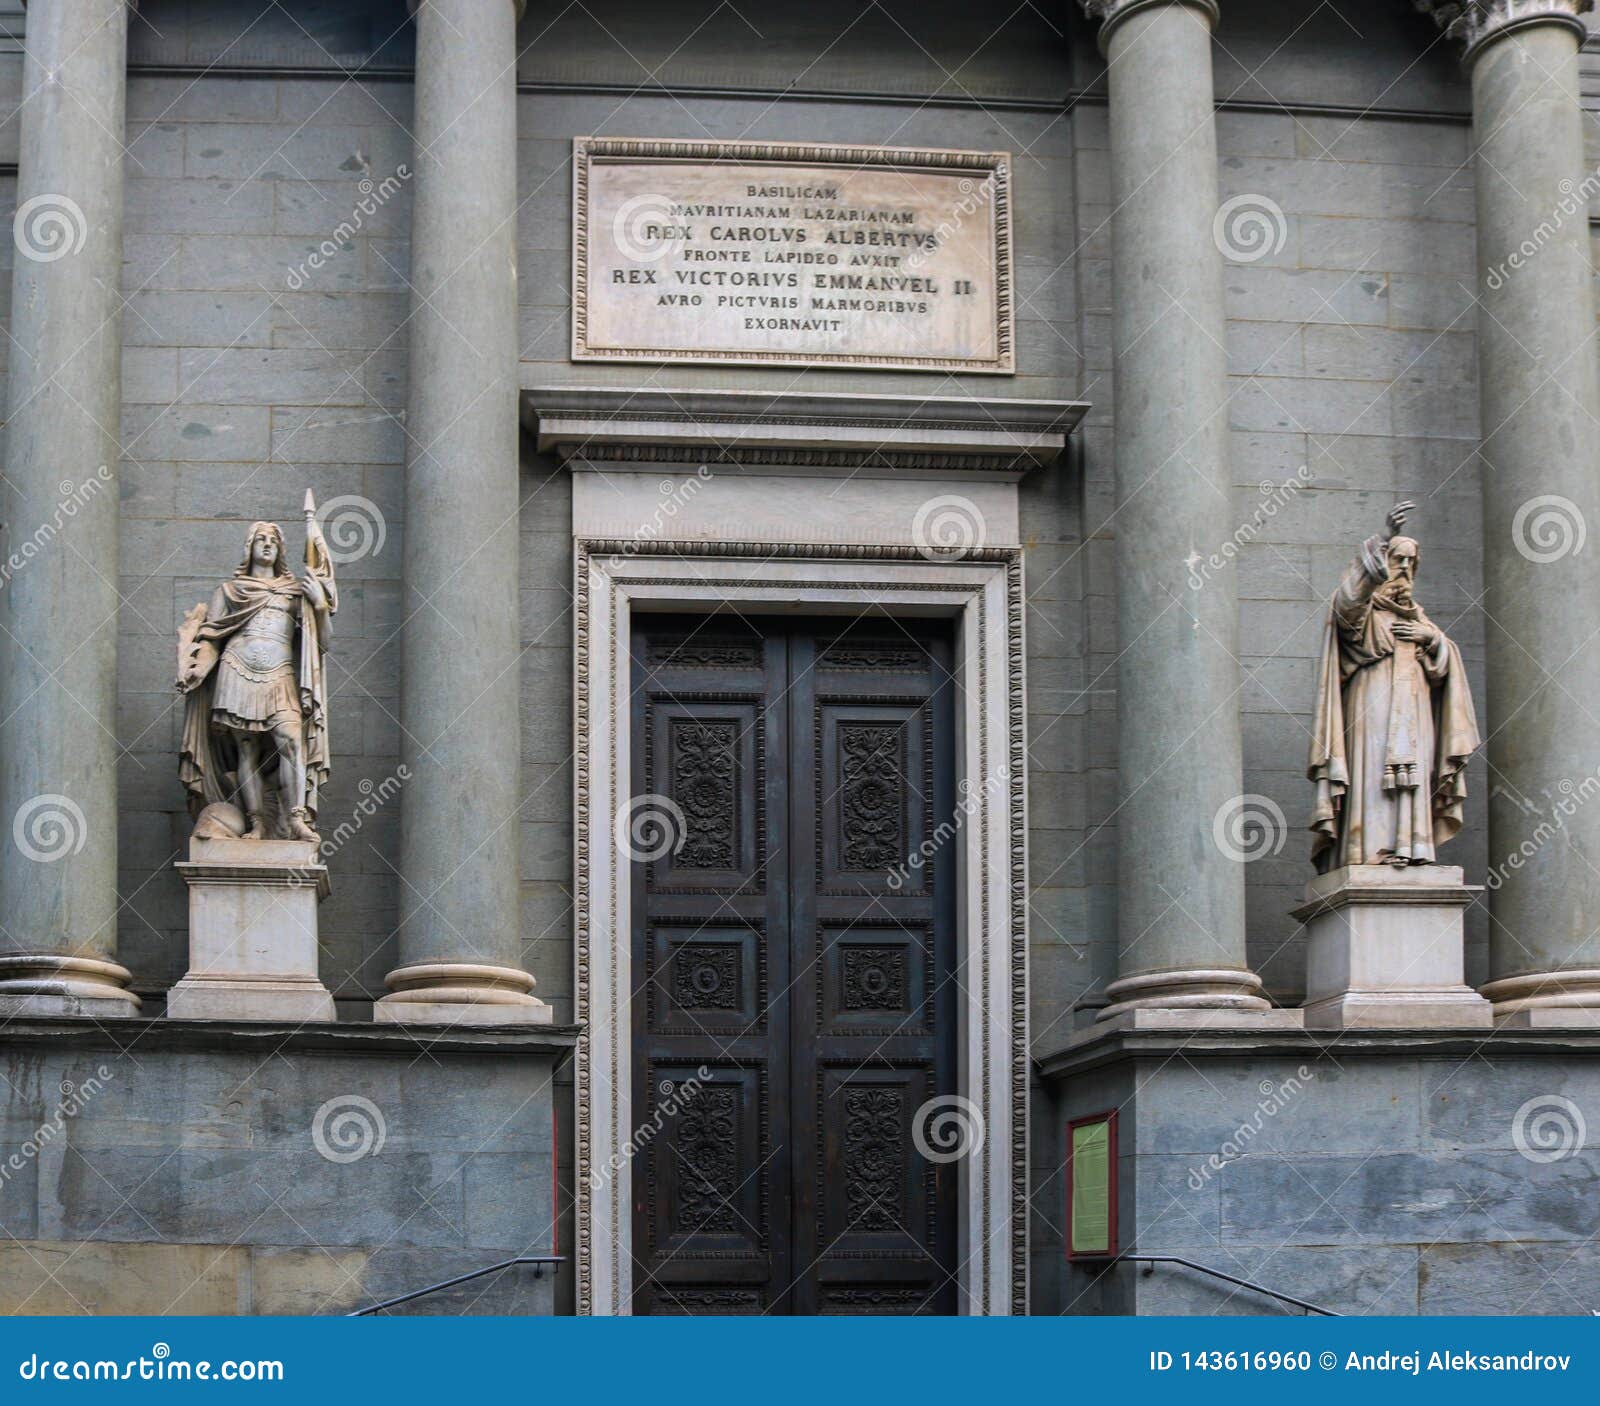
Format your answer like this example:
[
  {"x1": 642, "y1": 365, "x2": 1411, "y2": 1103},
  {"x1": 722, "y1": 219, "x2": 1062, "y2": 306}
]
[
  {"x1": 0, "y1": 1030, "x2": 562, "y2": 1314},
  {"x1": 81, "y1": 1, "x2": 1089, "y2": 1033},
  {"x1": 0, "y1": 0, "x2": 1493, "y2": 1035},
  {"x1": 1046, "y1": 1040, "x2": 1600, "y2": 1316},
  {"x1": 511, "y1": 83, "x2": 1085, "y2": 1028},
  {"x1": 107, "y1": 64, "x2": 417, "y2": 1012},
  {"x1": 0, "y1": 0, "x2": 1579, "y2": 1318},
  {"x1": 1062, "y1": 2, "x2": 1489, "y2": 1022},
  {"x1": 1216, "y1": 106, "x2": 1488, "y2": 1000}
]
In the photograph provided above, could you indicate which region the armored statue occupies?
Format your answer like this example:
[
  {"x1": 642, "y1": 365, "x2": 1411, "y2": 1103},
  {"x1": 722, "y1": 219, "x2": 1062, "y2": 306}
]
[
  {"x1": 178, "y1": 492, "x2": 336, "y2": 842},
  {"x1": 1308, "y1": 501, "x2": 1480, "y2": 870}
]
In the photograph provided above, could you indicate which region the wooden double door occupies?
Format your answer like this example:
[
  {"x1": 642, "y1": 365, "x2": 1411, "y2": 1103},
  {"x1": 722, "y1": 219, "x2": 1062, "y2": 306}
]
[{"x1": 629, "y1": 613, "x2": 960, "y2": 1315}]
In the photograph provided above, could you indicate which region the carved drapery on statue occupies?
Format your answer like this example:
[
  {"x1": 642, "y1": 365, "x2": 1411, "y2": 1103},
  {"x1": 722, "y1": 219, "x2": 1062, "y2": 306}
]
[
  {"x1": 177, "y1": 495, "x2": 336, "y2": 841},
  {"x1": 1308, "y1": 505, "x2": 1480, "y2": 870}
]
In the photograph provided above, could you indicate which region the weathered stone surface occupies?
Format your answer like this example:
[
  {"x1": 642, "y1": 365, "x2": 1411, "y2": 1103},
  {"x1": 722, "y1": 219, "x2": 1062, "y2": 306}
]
[
  {"x1": 0, "y1": 0, "x2": 1579, "y2": 1320},
  {"x1": 1418, "y1": 1240, "x2": 1600, "y2": 1316},
  {"x1": 1048, "y1": 1038, "x2": 1600, "y2": 1313},
  {"x1": 0, "y1": 1241, "x2": 247, "y2": 1315},
  {"x1": 0, "y1": 1029, "x2": 562, "y2": 1313},
  {"x1": 1297, "y1": 867, "x2": 1490, "y2": 1029},
  {"x1": 575, "y1": 139, "x2": 1013, "y2": 372},
  {"x1": 375, "y1": 0, "x2": 546, "y2": 1028},
  {"x1": 169, "y1": 838, "x2": 336, "y2": 1023},
  {"x1": 0, "y1": 0, "x2": 138, "y2": 1018}
]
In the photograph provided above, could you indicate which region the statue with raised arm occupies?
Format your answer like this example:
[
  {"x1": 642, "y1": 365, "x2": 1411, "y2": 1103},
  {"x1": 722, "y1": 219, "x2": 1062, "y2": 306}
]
[
  {"x1": 177, "y1": 492, "x2": 336, "y2": 842},
  {"x1": 1308, "y1": 500, "x2": 1480, "y2": 871}
]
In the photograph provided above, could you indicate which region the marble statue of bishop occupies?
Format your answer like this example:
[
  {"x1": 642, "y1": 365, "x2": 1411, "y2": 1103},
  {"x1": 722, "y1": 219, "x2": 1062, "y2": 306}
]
[{"x1": 1308, "y1": 500, "x2": 1480, "y2": 870}]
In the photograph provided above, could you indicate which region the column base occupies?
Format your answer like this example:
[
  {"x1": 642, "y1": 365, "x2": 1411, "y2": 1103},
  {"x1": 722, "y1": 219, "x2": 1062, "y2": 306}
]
[
  {"x1": 169, "y1": 838, "x2": 335, "y2": 1024},
  {"x1": 166, "y1": 974, "x2": 335, "y2": 1023},
  {"x1": 1303, "y1": 991, "x2": 1492, "y2": 1030},
  {"x1": 1294, "y1": 864, "x2": 1492, "y2": 1031},
  {"x1": 372, "y1": 962, "x2": 553, "y2": 1026},
  {"x1": 1092, "y1": 1005, "x2": 1304, "y2": 1034},
  {"x1": 1097, "y1": 966, "x2": 1274, "y2": 1021},
  {"x1": 1481, "y1": 970, "x2": 1600, "y2": 1028},
  {"x1": 0, "y1": 955, "x2": 141, "y2": 1019}
]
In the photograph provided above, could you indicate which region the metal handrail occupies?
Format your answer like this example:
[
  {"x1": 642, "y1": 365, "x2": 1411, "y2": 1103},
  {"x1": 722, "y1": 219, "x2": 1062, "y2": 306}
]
[
  {"x1": 352, "y1": 1248, "x2": 1331, "y2": 1317},
  {"x1": 347, "y1": 1255, "x2": 565, "y2": 1316},
  {"x1": 1088, "y1": 1253, "x2": 1341, "y2": 1317}
]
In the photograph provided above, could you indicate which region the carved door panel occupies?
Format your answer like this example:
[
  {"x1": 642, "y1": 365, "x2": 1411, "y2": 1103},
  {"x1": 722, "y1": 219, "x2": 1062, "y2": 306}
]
[
  {"x1": 630, "y1": 620, "x2": 790, "y2": 1317},
  {"x1": 630, "y1": 616, "x2": 957, "y2": 1316},
  {"x1": 788, "y1": 628, "x2": 958, "y2": 1315}
]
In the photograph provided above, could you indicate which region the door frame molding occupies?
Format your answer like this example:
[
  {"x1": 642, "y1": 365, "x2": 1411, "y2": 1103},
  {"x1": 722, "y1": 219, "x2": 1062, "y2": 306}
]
[{"x1": 573, "y1": 539, "x2": 1028, "y2": 1315}]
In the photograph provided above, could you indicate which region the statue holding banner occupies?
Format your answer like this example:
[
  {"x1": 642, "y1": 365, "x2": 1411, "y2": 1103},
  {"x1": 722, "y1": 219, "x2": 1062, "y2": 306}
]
[{"x1": 177, "y1": 491, "x2": 337, "y2": 843}]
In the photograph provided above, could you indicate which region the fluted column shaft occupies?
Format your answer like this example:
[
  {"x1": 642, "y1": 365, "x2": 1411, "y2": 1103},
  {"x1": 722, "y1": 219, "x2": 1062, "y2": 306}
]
[
  {"x1": 0, "y1": 0, "x2": 137, "y2": 1017},
  {"x1": 376, "y1": 0, "x2": 548, "y2": 1024},
  {"x1": 1427, "y1": 2, "x2": 1600, "y2": 1024},
  {"x1": 1088, "y1": 0, "x2": 1269, "y2": 1018}
]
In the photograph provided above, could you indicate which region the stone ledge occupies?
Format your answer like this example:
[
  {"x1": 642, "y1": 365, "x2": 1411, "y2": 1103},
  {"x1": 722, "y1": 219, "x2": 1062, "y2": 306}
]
[
  {"x1": 1036, "y1": 1024, "x2": 1600, "y2": 1081},
  {"x1": 0, "y1": 1014, "x2": 581, "y2": 1057},
  {"x1": 523, "y1": 385, "x2": 1090, "y2": 478}
]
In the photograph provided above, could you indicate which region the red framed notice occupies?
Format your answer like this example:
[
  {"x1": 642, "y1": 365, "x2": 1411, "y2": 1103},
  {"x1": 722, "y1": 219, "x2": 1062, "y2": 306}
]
[{"x1": 1065, "y1": 1109, "x2": 1118, "y2": 1259}]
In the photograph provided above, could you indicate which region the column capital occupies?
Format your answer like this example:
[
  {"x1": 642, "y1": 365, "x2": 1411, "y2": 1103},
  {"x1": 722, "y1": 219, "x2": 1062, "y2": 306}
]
[
  {"x1": 1415, "y1": 1, "x2": 1592, "y2": 65},
  {"x1": 409, "y1": 0, "x2": 527, "y2": 17},
  {"x1": 1080, "y1": 0, "x2": 1220, "y2": 52}
]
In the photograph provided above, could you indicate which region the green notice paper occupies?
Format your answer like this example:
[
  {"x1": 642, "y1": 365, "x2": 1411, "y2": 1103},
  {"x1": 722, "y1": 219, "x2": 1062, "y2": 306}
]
[{"x1": 1071, "y1": 1120, "x2": 1111, "y2": 1254}]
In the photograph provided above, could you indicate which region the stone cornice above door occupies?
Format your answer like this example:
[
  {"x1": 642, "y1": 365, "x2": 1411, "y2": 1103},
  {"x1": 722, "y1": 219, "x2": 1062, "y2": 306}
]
[{"x1": 523, "y1": 386, "x2": 1088, "y2": 481}]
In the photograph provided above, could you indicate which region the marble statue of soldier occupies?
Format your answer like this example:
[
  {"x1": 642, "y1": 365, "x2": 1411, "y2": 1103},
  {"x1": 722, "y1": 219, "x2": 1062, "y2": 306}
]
[
  {"x1": 178, "y1": 496, "x2": 336, "y2": 842},
  {"x1": 1308, "y1": 500, "x2": 1480, "y2": 870}
]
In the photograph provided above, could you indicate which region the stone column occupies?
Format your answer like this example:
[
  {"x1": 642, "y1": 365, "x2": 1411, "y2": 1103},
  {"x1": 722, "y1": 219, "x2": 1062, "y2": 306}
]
[
  {"x1": 375, "y1": 0, "x2": 548, "y2": 1024},
  {"x1": 1419, "y1": 0, "x2": 1600, "y2": 1026},
  {"x1": 0, "y1": 0, "x2": 138, "y2": 1017},
  {"x1": 1080, "y1": 0, "x2": 1278, "y2": 1021}
]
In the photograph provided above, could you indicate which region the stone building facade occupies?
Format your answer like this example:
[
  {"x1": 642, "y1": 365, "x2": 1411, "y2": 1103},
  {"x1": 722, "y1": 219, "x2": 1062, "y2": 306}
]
[{"x1": 0, "y1": 0, "x2": 1596, "y2": 1315}]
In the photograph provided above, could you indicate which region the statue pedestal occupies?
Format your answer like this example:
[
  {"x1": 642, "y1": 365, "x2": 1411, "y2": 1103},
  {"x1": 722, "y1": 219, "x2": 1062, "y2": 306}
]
[
  {"x1": 1294, "y1": 865, "x2": 1491, "y2": 1029},
  {"x1": 168, "y1": 838, "x2": 336, "y2": 1022}
]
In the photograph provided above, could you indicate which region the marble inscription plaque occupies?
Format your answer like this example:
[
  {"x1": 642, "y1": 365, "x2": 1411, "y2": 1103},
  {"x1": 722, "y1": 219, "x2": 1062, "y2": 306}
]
[{"x1": 573, "y1": 138, "x2": 1014, "y2": 373}]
